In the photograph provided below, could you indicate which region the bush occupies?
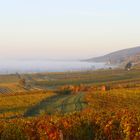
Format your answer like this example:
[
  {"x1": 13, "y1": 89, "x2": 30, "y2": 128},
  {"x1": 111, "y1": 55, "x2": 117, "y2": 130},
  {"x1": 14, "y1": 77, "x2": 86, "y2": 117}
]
[
  {"x1": 1, "y1": 123, "x2": 27, "y2": 140},
  {"x1": 58, "y1": 89, "x2": 72, "y2": 95}
]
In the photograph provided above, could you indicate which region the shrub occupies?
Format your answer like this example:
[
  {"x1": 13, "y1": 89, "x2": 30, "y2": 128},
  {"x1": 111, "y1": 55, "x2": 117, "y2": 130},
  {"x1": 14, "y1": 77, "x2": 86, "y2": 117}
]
[{"x1": 1, "y1": 123, "x2": 27, "y2": 140}]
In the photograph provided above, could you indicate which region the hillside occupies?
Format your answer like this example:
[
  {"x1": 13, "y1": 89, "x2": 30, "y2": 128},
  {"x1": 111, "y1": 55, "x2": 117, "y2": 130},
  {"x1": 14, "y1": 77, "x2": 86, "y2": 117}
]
[
  {"x1": 85, "y1": 46, "x2": 140, "y2": 64},
  {"x1": 0, "y1": 69, "x2": 140, "y2": 139}
]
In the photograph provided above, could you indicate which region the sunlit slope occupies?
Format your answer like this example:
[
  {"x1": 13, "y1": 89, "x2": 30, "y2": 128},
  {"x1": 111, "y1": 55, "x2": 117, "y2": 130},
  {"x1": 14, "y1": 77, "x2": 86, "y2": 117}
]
[
  {"x1": 85, "y1": 88, "x2": 140, "y2": 113},
  {"x1": 0, "y1": 91, "x2": 55, "y2": 119},
  {"x1": 86, "y1": 46, "x2": 140, "y2": 64}
]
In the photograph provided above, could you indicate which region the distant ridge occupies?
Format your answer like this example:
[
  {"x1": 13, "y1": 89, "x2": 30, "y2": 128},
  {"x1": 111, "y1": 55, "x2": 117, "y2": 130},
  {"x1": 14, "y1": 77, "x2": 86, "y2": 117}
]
[{"x1": 85, "y1": 46, "x2": 140, "y2": 64}]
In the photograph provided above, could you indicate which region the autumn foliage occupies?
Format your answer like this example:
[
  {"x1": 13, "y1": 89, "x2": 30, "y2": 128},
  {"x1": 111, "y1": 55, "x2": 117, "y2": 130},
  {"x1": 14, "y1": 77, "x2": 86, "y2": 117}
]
[{"x1": 0, "y1": 109, "x2": 140, "y2": 140}]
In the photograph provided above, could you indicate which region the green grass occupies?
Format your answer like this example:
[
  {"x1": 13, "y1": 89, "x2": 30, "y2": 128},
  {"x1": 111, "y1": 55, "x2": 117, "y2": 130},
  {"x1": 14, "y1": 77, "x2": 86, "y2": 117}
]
[{"x1": 24, "y1": 92, "x2": 86, "y2": 117}]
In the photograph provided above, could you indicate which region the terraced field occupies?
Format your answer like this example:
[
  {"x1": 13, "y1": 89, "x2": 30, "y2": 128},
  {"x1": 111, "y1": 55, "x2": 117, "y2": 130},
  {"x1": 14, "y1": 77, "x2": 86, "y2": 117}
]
[{"x1": 25, "y1": 93, "x2": 87, "y2": 117}]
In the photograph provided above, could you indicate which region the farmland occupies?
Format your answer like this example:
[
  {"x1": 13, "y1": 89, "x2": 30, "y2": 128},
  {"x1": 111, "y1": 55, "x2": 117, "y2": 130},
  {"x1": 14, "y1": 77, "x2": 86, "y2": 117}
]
[
  {"x1": 0, "y1": 91, "x2": 55, "y2": 119},
  {"x1": 0, "y1": 68, "x2": 140, "y2": 139}
]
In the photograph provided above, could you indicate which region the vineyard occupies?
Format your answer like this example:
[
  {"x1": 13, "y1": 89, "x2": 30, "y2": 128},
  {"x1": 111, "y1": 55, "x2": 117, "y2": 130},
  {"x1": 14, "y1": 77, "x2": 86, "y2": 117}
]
[
  {"x1": 0, "y1": 91, "x2": 55, "y2": 119},
  {"x1": 0, "y1": 69, "x2": 140, "y2": 139},
  {"x1": 0, "y1": 109, "x2": 140, "y2": 140}
]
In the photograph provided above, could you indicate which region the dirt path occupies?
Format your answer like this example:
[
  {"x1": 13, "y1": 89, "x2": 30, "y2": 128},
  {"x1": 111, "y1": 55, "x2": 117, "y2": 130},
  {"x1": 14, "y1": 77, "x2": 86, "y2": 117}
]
[{"x1": 25, "y1": 93, "x2": 87, "y2": 117}]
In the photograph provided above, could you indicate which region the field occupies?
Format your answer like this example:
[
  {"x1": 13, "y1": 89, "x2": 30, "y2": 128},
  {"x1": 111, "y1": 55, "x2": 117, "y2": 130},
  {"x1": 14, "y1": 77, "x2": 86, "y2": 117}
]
[
  {"x1": 0, "y1": 68, "x2": 140, "y2": 139},
  {"x1": 0, "y1": 91, "x2": 55, "y2": 119}
]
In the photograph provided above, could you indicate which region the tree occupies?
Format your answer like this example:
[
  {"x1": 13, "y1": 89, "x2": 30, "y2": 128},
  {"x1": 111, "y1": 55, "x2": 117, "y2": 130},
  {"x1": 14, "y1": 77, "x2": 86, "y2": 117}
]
[{"x1": 125, "y1": 62, "x2": 132, "y2": 70}]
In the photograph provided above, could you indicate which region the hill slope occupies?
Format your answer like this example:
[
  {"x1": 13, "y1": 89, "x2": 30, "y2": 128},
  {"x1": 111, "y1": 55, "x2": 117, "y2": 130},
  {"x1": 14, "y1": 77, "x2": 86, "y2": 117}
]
[{"x1": 86, "y1": 46, "x2": 140, "y2": 64}]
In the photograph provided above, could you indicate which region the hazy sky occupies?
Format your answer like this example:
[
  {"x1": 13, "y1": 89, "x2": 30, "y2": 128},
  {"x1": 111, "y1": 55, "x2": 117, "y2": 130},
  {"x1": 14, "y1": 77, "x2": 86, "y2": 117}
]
[{"x1": 0, "y1": 0, "x2": 140, "y2": 60}]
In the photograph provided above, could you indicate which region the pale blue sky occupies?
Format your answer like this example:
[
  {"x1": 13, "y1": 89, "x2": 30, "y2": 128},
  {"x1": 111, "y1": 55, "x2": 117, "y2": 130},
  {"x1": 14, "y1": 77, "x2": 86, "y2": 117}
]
[{"x1": 0, "y1": 0, "x2": 140, "y2": 60}]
